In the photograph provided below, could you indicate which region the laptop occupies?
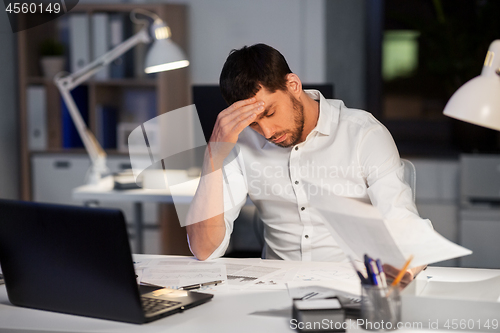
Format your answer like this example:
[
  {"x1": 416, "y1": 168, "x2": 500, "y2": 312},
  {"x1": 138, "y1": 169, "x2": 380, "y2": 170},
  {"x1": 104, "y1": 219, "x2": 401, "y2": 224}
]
[{"x1": 0, "y1": 199, "x2": 213, "y2": 324}]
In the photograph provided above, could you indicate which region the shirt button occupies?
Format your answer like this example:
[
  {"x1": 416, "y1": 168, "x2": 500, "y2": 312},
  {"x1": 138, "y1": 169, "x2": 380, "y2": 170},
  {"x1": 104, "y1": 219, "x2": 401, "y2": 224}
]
[
  {"x1": 305, "y1": 235, "x2": 309, "y2": 239},
  {"x1": 295, "y1": 181, "x2": 299, "y2": 185},
  {"x1": 295, "y1": 146, "x2": 298, "y2": 151},
  {"x1": 301, "y1": 207, "x2": 305, "y2": 211}
]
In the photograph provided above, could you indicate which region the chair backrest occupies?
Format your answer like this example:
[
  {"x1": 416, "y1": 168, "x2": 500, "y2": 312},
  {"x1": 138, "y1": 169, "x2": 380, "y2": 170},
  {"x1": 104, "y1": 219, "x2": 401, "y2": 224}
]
[{"x1": 401, "y1": 158, "x2": 416, "y2": 202}]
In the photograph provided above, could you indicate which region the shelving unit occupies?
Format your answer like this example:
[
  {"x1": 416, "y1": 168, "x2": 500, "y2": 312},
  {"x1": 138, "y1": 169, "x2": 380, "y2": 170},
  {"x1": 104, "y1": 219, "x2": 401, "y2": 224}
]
[{"x1": 18, "y1": 3, "x2": 191, "y2": 255}]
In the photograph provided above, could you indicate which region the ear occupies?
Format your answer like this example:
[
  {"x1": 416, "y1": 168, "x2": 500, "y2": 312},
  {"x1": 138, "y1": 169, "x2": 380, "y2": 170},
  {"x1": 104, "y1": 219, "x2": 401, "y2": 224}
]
[{"x1": 286, "y1": 73, "x2": 302, "y2": 98}]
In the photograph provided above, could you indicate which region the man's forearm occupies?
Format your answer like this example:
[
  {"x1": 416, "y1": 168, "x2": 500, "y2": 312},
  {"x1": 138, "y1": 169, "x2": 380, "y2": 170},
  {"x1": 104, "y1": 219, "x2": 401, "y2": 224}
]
[{"x1": 185, "y1": 147, "x2": 227, "y2": 260}]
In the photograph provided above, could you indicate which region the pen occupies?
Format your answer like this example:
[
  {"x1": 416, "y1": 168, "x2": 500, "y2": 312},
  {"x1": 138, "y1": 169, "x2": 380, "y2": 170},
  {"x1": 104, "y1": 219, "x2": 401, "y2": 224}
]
[
  {"x1": 391, "y1": 255, "x2": 414, "y2": 287},
  {"x1": 180, "y1": 280, "x2": 223, "y2": 290},
  {"x1": 364, "y1": 254, "x2": 374, "y2": 285},
  {"x1": 347, "y1": 255, "x2": 369, "y2": 285},
  {"x1": 376, "y1": 259, "x2": 388, "y2": 288},
  {"x1": 369, "y1": 260, "x2": 382, "y2": 287},
  {"x1": 140, "y1": 281, "x2": 166, "y2": 289}
]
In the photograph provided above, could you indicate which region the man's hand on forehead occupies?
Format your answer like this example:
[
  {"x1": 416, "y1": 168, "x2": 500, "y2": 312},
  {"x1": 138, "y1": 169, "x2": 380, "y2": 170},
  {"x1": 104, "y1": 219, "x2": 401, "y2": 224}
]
[
  {"x1": 211, "y1": 97, "x2": 265, "y2": 141},
  {"x1": 206, "y1": 97, "x2": 265, "y2": 166}
]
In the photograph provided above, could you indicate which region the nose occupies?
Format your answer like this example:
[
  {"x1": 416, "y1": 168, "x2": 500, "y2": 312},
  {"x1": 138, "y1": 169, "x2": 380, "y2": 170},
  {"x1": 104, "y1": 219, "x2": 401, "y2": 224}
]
[{"x1": 260, "y1": 123, "x2": 275, "y2": 140}]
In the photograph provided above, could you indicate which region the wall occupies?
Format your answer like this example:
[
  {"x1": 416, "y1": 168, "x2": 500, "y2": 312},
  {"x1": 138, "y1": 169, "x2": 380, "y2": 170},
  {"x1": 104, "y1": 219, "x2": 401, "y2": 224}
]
[
  {"x1": 80, "y1": 0, "x2": 327, "y2": 85},
  {"x1": 325, "y1": 0, "x2": 367, "y2": 109},
  {"x1": 0, "y1": 8, "x2": 19, "y2": 199}
]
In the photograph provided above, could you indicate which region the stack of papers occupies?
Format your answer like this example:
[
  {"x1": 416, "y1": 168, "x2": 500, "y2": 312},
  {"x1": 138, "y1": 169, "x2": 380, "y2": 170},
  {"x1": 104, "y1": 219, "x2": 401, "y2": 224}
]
[{"x1": 133, "y1": 257, "x2": 363, "y2": 295}]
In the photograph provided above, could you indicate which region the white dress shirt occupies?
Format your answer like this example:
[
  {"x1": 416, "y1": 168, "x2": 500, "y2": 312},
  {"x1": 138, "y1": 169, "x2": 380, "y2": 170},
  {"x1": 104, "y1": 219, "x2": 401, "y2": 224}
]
[{"x1": 207, "y1": 90, "x2": 431, "y2": 261}]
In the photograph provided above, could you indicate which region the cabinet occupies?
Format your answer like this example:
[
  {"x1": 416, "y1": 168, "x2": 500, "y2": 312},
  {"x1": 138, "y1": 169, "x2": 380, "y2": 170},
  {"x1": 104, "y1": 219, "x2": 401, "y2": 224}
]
[
  {"x1": 19, "y1": 4, "x2": 191, "y2": 255},
  {"x1": 31, "y1": 153, "x2": 162, "y2": 254},
  {"x1": 458, "y1": 154, "x2": 500, "y2": 268}
]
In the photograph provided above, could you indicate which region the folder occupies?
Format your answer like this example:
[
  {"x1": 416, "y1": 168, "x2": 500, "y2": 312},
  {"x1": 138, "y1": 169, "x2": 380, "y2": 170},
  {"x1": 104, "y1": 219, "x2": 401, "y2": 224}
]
[
  {"x1": 91, "y1": 13, "x2": 110, "y2": 80},
  {"x1": 109, "y1": 13, "x2": 129, "y2": 78},
  {"x1": 27, "y1": 85, "x2": 47, "y2": 151},
  {"x1": 69, "y1": 14, "x2": 90, "y2": 72}
]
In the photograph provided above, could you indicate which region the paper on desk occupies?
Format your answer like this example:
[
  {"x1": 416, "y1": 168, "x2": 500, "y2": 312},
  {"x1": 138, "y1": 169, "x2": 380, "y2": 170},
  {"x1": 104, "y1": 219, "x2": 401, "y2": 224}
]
[
  {"x1": 246, "y1": 260, "x2": 361, "y2": 291},
  {"x1": 141, "y1": 264, "x2": 227, "y2": 289},
  {"x1": 311, "y1": 194, "x2": 472, "y2": 268},
  {"x1": 287, "y1": 282, "x2": 361, "y2": 299},
  {"x1": 225, "y1": 263, "x2": 283, "y2": 287}
]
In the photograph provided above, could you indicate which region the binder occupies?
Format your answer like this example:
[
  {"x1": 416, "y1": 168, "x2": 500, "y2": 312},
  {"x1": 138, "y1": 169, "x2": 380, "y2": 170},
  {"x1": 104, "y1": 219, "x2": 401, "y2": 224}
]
[
  {"x1": 69, "y1": 14, "x2": 90, "y2": 72},
  {"x1": 27, "y1": 86, "x2": 47, "y2": 151},
  {"x1": 95, "y1": 104, "x2": 117, "y2": 149},
  {"x1": 109, "y1": 13, "x2": 126, "y2": 78},
  {"x1": 61, "y1": 86, "x2": 89, "y2": 148},
  {"x1": 91, "y1": 13, "x2": 110, "y2": 80}
]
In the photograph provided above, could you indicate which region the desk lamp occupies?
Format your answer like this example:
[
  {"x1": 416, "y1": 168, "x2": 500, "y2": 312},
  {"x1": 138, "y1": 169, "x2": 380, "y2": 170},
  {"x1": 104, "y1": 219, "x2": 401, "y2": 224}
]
[
  {"x1": 443, "y1": 40, "x2": 500, "y2": 130},
  {"x1": 55, "y1": 9, "x2": 189, "y2": 184}
]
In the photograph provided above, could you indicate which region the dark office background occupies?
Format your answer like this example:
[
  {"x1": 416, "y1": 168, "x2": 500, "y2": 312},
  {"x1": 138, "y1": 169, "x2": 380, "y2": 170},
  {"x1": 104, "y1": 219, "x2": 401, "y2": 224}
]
[{"x1": 328, "y1": 0, "x2": 500, "y2": 157}]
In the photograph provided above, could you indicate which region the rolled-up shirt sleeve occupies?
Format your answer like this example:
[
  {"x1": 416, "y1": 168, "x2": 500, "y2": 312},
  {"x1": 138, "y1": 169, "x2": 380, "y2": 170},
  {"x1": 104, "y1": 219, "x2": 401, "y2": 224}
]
[{"x1": 205, "y1": 146, "x2": 249, "y2": 260}]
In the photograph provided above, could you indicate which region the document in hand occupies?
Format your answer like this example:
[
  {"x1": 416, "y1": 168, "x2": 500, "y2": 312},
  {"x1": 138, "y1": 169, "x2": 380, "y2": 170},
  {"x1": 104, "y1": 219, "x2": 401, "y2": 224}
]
[{"x1": 310, "y1": 194, "x2": 472, "y2": 268}]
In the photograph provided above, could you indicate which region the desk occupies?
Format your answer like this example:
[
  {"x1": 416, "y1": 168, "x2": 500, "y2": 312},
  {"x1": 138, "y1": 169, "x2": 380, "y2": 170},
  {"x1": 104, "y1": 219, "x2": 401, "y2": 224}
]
[
  {"x1": 1, "y1": 255, "x2": 499, "y2": 333},
  {"x1": 72, "y1": 171, "x2": 199, "y2": 254},
  {"x1": 0, "y1": 255, "x2": 293, "y2": 333}
]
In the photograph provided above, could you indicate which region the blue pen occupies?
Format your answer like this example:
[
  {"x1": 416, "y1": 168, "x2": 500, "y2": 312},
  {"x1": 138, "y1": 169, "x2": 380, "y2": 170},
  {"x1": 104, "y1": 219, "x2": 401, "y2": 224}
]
[
  {"x1": 348, "y1": 255, "x2": 370, "y2": 285},
  {"x1": 376, "y1": 259, "x2": 388, "y2": 288},
  {"x1": 364, "y1": 255, "x2": 375, "y2": 285},
  {"x1": 369, "y1": 260, "x2": 382, "y2": 287},
  {"x1": 369, "y1": 258, "x2": 379, "y2": 286}
]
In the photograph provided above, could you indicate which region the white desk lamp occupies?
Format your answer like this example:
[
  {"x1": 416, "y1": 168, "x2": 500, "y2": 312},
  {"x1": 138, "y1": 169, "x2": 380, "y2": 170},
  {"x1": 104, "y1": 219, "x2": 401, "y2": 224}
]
[
  {"x1": 443, "y1": 40, "x2": 500, "y2": 130},
  {"x1": 55, "y1": 9, "x2": 189, "y2": 184}
]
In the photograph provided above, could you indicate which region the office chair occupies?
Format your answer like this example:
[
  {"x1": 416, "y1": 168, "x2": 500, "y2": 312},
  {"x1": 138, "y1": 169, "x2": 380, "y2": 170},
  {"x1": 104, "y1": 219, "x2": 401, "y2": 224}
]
[
  {"x1": 256, "y1": 158, "x2": 418, "y2": 259},
  {"x1": 400, "y1": 158, "x2": 416, "y2": 202}
]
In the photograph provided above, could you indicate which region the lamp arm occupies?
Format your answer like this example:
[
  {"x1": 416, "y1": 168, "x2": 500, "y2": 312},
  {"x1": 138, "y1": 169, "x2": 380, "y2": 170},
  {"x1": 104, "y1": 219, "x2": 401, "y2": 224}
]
[
  {"x1": 57, "y1": 28, "x2": 151, "y2": 90},
  {"x1": 54, "y1": 27, "x2": 151, "y2": 183}
]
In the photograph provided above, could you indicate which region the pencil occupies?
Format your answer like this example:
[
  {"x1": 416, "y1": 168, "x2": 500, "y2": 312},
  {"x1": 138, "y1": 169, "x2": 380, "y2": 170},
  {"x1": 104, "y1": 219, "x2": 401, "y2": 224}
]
[{"x1": 391, "y1": 255, "x2": 414, "y2": 287}]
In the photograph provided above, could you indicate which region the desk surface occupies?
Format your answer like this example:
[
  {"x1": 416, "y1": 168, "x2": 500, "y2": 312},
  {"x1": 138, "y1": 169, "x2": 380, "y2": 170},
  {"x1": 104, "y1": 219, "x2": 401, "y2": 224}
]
[
  {"x1": 72, "y1": 171, "x2": 200, "y2": 204},
  {"x1": 0, "y1": 255, "x2": 498, "y2": 333}
]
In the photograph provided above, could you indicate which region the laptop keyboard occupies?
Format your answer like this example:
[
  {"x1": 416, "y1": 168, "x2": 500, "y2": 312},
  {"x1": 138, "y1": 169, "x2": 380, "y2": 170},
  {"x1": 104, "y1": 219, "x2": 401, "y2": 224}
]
[{"x1": 141, "y1": 297, "x2": 182, "y2": 315}]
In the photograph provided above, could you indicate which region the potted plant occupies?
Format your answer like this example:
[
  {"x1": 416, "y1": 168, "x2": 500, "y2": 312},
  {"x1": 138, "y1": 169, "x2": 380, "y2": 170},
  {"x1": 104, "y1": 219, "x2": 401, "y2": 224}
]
[{"x1": 39, "y1": 38, "x2": 65, "y2": 79}]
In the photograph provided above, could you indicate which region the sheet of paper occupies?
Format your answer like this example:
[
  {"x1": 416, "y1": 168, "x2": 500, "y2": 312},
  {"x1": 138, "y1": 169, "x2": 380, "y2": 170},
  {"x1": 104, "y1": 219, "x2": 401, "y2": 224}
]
[
  {"x1": 287, "y1": 280, "x2": 362, "y2": 298},
  {"x1": 141, "y1": 264, "x2": 227, "y2": 289},
  {"x1": 287, "y1": 285, "x2": 346, "y2": 300},
  {"x1": 386, "y1": 219, "x2": 472, "y2": 267},
  {"x1": 310, "y1": 193, "x2": 472, "y2": 268},
  {"x1": 252, "y1": 267, "x2": 300, "y2": 289},
  {"x1": 225, "y1": 263, "x2": 283, "y2": 287}
]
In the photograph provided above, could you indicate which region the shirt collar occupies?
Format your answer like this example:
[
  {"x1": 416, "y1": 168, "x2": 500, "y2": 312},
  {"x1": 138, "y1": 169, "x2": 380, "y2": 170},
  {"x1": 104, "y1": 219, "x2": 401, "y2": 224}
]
[
  {"x1": 260, "y1": 89, "x2": 339, "y2": 149},
  {"x1": 303, "y1": 89, "x2": 336, "y2": 137}
]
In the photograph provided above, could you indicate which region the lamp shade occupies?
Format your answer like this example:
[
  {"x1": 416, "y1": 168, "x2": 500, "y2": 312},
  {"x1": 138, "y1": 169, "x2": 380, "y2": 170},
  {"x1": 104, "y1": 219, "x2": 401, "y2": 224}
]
[
  {"x1": 443, "y1": 40, "x2": 500, "y2": 131},
  {"x1": 144, "y1": 20, "x2": 189, "y2": 74}
]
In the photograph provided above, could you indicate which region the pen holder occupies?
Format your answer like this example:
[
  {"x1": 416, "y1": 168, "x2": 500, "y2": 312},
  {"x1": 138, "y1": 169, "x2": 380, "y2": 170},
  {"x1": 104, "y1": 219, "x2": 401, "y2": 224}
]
[{"x1": 360, "y1": 285, "x2": 401, "y2": 331}]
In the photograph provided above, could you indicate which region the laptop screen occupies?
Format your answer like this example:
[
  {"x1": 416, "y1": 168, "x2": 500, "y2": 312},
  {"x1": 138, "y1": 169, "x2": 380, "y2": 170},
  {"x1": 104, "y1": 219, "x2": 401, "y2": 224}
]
[{"x1": 0, "y1": 200, "x2": 145, "y2": 323}]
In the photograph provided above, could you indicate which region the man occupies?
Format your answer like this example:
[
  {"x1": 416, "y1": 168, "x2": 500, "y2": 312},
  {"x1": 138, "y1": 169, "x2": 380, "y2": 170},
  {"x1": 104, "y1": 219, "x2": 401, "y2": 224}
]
[{"x1": 186, "y1": 44, "x2": 429, "y2": 286}]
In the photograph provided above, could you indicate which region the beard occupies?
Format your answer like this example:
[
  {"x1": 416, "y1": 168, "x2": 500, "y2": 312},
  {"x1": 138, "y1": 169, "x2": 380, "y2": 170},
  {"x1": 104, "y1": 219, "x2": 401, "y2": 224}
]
[{"x1": 269, "y1": 94, "x2": 305, "y2": 148}]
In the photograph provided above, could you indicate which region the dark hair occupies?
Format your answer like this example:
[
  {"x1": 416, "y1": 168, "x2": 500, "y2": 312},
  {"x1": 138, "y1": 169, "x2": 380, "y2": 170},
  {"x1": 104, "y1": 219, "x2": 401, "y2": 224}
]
[{"x1": 219, "y1": 44, "x2": 292, "y2": 105}]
